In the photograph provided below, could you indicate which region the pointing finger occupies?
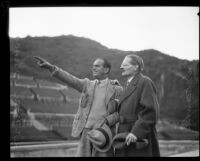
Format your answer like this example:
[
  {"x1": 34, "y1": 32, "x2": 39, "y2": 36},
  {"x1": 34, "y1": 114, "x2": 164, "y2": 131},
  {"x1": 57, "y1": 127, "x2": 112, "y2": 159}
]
[{"x1": 33, "y1": 56, "x2": 46, "y2": 63}]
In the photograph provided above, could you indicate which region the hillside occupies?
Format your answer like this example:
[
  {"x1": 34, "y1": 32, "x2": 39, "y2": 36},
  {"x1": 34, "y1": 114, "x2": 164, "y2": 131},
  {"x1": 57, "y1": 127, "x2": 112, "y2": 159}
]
[{"x1": 10, "y1": 35, "x2": 199, "y2": 131}]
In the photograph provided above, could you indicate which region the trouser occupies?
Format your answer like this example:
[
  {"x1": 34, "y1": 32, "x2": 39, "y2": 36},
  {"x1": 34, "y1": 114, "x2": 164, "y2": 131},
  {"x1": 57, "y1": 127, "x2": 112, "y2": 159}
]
[{"x1": 76, "y1": 128, "x2": 114, "y2": 157}]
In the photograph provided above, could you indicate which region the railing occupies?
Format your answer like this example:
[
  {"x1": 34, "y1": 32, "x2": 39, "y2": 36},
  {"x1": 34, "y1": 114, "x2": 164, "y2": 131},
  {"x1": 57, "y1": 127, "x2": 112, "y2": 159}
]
[
  {"x1": 10, "y1": 140, "x2": 199, "y2": 157},
  {"x1": 169, "y1": 150, "x2": 199, "y2": 157},
  {"x1": 10, "y1": 141, "x2": 79, "y2": 157}
]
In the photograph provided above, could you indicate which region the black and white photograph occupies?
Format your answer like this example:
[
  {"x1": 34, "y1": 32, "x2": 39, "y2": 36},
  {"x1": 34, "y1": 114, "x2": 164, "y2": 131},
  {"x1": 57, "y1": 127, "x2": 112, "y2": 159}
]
[{"x1": 8, "y1": 5, "x2": 199, "y2": 157}]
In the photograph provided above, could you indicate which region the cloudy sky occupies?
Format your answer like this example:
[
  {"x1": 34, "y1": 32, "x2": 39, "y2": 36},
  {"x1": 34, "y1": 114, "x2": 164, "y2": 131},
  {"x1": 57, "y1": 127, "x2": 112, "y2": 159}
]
[{"x1": 9, "y1": 7, "x2": 199, "y2": 60}]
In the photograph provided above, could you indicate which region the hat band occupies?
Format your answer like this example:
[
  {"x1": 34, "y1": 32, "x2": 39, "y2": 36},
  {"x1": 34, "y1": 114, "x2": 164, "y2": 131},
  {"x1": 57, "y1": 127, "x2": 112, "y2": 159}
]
[{"x1": 96, "y1": 127, "x2": 110, "y2": 149}]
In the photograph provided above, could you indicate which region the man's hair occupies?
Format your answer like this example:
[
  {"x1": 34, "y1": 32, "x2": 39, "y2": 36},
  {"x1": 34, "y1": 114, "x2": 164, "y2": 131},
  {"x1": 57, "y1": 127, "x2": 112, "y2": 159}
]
[
  {"x1": 97, "y1": 57, "x2": 111, "y2": 74},
  {"x1": 126, "y1": 54, "x2": 144, "y2": 72}
]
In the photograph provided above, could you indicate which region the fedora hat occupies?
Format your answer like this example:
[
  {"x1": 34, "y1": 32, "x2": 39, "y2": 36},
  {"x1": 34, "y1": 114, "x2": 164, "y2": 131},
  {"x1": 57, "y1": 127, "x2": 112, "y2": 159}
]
[
  {"x1": 112, "y1": 132, "x2": 148, "y2": 149},
  {"x1": 87, "y1": 124, "x2": 113, "y2": 152}
]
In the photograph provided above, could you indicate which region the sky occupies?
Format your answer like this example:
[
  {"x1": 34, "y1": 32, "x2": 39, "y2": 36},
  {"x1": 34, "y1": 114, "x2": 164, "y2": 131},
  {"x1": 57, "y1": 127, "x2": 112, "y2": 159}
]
[{"x1": 9, "y1": 7, "x2": 199, "y2": 61}]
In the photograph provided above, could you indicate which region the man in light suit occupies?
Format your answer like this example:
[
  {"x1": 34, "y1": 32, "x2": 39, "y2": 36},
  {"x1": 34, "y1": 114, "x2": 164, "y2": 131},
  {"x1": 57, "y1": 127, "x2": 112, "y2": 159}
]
[
  {"x1": 115, "y1": 54, "x2": 160, "y2": 157},
  {"x1": 34, "y1": 56, "x2": 123, "y2": 157}
]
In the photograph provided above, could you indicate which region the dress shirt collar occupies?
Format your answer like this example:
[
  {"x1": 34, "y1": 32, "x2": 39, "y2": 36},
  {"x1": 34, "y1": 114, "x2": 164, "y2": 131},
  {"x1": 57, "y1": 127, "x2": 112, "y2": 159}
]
[
  {"x1": 97, "y1": 77, "x2": 108, "y2": 86},
  {"x1": 127, "y1": 76, "x2": 134, "y2": 84}
]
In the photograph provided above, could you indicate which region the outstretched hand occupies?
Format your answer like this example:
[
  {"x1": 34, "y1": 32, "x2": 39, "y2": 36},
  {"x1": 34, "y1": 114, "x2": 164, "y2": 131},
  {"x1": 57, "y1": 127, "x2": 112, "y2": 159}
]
[{"x1": 34, "y1": 56, "x2": 54, "y2": 71}]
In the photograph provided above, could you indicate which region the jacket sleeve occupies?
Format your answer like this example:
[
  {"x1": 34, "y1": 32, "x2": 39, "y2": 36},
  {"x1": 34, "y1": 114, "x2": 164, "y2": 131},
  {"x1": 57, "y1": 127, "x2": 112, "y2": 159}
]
[
  {"x1": 106, "y1": 112, "x2": 120, "y2": 127},
  {"x1": 51, "y1": 66, "x2": 87, "y2": 93},
  {"x1": 114, "y1": 85, "x2": 123, "y2": 100},
  {"x1": 131, "y1": 78, "x2": 159, "y2": 139},
  {"x1": 106, "y1": 85, "x2": 123, "y2": 127}
]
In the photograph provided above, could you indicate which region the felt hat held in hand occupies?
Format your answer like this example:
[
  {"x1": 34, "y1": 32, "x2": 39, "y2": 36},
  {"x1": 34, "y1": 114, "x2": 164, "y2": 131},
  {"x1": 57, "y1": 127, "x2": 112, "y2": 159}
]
[
  {"x1": 87, "y1": 124, "x2": 113, "y2": 152},
  {"x1": 112, "y1": 132, "x2": 148, "y2": 149}
]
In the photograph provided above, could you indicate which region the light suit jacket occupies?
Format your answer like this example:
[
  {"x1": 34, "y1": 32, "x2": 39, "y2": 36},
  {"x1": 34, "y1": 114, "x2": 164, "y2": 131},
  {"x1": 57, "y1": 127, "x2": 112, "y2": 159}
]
[{"x1": 52, "y1": 67, "x2": 123, "y2": 138}]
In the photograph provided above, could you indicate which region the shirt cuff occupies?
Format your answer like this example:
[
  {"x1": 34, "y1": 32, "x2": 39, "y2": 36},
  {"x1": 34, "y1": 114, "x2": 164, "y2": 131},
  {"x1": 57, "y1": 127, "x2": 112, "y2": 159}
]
[{"x1": 50, "y1": 65, "x2": 59, "y2": 76}]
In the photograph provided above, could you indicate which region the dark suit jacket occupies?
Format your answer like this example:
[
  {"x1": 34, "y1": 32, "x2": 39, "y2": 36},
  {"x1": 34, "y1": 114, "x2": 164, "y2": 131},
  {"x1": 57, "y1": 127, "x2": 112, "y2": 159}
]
[{"x1": 116, "y1": 73, "x2": 160, "y2": 157}]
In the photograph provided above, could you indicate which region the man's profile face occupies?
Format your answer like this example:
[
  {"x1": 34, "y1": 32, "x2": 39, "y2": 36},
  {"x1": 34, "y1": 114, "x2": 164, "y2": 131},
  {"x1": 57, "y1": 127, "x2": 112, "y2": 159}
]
[
  {"x1": 92, "y1": 59, "x2": 108, "y2": 79},
  {"x1": 120, "y1": 56, "x2": 138, "y2": 77}
]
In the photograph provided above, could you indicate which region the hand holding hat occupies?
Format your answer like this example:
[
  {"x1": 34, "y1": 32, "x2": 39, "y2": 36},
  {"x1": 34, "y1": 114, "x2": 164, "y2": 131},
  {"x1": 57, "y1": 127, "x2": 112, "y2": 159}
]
[
  {"x1": 125, "y1": 133, "x2": 137, "y2": 146},
  {"x1": 112, "y1": 132, "x2": 148, "y2": 150}
]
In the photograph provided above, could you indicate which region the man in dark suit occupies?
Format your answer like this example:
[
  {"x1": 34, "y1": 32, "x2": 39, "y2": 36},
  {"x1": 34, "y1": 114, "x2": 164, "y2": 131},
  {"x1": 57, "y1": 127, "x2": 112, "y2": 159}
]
[{"x1": 115, "y1": 54, "x2": 160, "y2": 157}]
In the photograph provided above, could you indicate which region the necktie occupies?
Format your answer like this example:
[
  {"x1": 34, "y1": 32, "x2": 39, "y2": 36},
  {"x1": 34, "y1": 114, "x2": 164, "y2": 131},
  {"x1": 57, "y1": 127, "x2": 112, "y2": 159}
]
[
  {"x1": 97, "y1": 80, "x2": 101, "y2": 85},
  {"x1": 124, "y1": 81, "x2": 130, "y2": 91},
  {"x1": 127, "y1": 81, "x2": 130, "y2": 88}
]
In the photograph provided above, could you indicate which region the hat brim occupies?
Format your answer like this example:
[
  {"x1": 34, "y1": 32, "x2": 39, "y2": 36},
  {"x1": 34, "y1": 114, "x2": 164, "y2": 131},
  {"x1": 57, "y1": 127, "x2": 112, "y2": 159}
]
[
  {"x1": 112, "y1": 132, "x2": 148, "y2": 149},
  {"x1": 88, "y1": 124, "x2": 113, "y2": 152},
  {"x1": 112, "y1": 132, "x2": 128, "y2": 149}
]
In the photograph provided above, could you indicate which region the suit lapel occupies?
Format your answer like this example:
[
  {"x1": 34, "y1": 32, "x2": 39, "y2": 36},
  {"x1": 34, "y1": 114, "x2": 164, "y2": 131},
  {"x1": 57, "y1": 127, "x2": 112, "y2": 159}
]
[
  {"x1": 86, "y1": 79, "x2": 97, "y2": 109},
  {"x1": 105, "y1": 79, "x2": 115, "y2": 106},
  {"x1": 119, "y1": 73, "x2": 141, "y2": 106}
]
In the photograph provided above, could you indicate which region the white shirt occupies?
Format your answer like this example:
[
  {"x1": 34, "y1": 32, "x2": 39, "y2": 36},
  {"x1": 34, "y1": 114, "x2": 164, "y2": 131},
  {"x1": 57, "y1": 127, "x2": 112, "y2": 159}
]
[
  {"x1": 85, "y1": 78, "x2": 108, "y2": 128},
  {"x1": 97, "y1": 78, "x2": 108, "y2": 87},
  {"x1": 127, "y1": 76, "x2": 134, "y2": 86}
]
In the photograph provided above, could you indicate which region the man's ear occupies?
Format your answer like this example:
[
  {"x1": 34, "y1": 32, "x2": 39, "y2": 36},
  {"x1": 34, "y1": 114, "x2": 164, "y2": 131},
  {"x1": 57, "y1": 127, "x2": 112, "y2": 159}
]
[
  {"x1": 104, "y1": 68, "x2": 110, "y2": 74},
  {"x1": 135, "y1": 65, "x2": 139, "y2": 70}
]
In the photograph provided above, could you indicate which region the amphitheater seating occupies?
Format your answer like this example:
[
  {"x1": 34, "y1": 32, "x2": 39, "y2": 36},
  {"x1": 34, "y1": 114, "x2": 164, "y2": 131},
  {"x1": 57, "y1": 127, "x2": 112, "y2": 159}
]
[
  {"x1": 10, "y1": 126, "x2": 64, "y2": 142},
  {"x1": 10, "y1": 73, "x2": 16, "y2": 79},
  {"x1": 15, "y1": 79, "x2": 37, "y2": 88},
  {"x1": 60, "y1": 88, "x2": 80, "y2": 102},
  {"x1": 156, "y1": 120, "x2": 199, "y2": 140},
  {"x1": 10, "y1": 113, "x2": 76, "y2": 141},
  {"x1": 10, "y1": 72, "x2": 199, "y2": 142},
  {"x1": 35, "y1": 115, "x2": 76, "y2": 140},
  {"x1": 35, "y1": 79, "x2": 67, "y2": 90},
  {"x1": 10, "y1": 99, "x2": 18, "y2": 112},
  {"x1": 10, "y1": 80, "x2": 13, "y2": 86},
  {"x1": 10, "y1": 105, "x2": 15, "y2": 112},
  {"x1": 158, "y1": 126, "x2": 199, "y2": 140},
  {"x1": 52, "y1": 126, "x2": 75, "y2": 140},
  {"x1": 10, "y1": 73, "x2": 81, "y2": 142},
  {"x1": 10, "y1": 86, "x2": 35, "y2": 99},
  {"x1": 31, "y1": 88, "x2": 64, "y2": 102},
  {"x1": 17, "y1": 74, "x2": 34, "y2": 80},
  {"x1": 10, "y1": 77, "x2": 15, "y2": 86},
  {"x1": 35, "y1": 115, "x2": 74, "y2": 128},
  {"x1": 20, "y1": 99, "x2": 78, "y2": 114}
]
